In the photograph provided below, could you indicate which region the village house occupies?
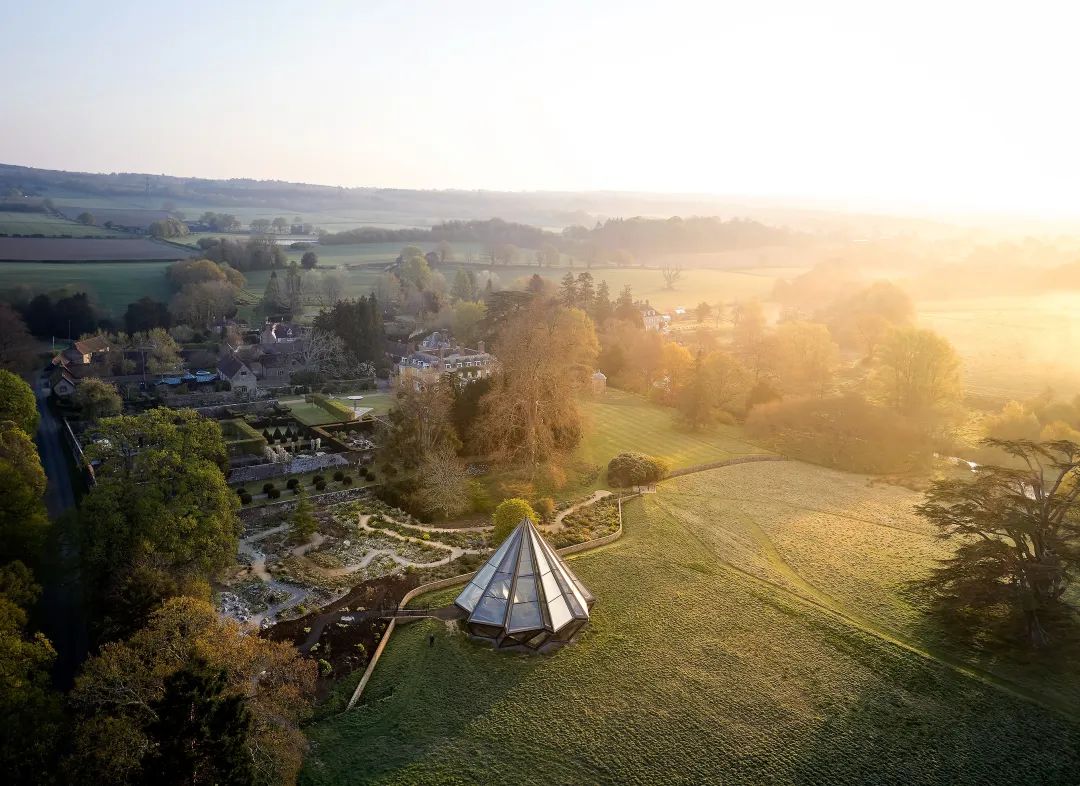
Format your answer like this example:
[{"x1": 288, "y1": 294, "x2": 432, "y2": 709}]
[
  {"x1": 52, "y1": 335, "x2": 114, "y2": 377},
  {"x1": 217, "y1": 354, "x2": 259, "y2": 396},
  {"x1": 395, "y1": 331, "x2": 496, "y2": 391}
]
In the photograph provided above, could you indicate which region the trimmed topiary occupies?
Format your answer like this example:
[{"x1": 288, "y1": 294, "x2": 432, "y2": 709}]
[
  {"x1": 333, "y1": 470, "x2": 345, "y2": 482},
  {"x1": 263, "y1": 482, "x2": 276, "y2": 494},
  {"x1": 314, "y1": 480, "x2": 326, "y2": 491},
  {"x1": 267, "y1": 487, "x2": 281, "y2": 499},
  {"x1": 286, "y1": 478, "x2": 299, "y2": 490},
  {"x1": 239, "y1": 492, "x2": 253, "y2": 505},
  {"x1": 342, "y1": 475, "x2": 353, "y2": 486}
]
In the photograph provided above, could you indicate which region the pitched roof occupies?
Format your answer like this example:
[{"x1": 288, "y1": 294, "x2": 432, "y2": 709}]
[
  {"x1": 218, "y1": 354, "x2": 249, "y2": 378},
  {"x1": 73, "y1": 335, "x2": 111, "y2": 354},
  {"x1": 455, "y1": 518, "x2": 593, "y2": 649}
]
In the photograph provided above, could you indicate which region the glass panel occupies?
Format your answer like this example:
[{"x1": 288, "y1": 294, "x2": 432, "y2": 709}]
[
  {"x1": 486, "y1": 577, "x2": 512, "y2": 600},
  {"x1": 512, "y1": 576, "x2": 537, "y2": 603},
  {"x1": 549, "y1": 594, "x2": 572, "y2": 631},
  {"x1": 472, "y1": 595, "x2": 508, "y2": 625},
  {"x1": 508, "y1": 602, "x2": 543, "y2": 631},
  {"x1": 516, "y1": 535, "x2": 535, "y2": 576},
  {"x1": 455, "y1": 582, "x2": 484, "y2": 612},
  {"x1": 540, "y1": 571, "x2": 561, "y2": 600},
  {"x1": 530, "y1": 531, "x2": 551, "y2": 575}
]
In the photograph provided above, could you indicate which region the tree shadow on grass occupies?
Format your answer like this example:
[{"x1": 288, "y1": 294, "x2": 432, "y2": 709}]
[{"x1": 787, "y1": 613, "x2": 1080, "y2": 786}]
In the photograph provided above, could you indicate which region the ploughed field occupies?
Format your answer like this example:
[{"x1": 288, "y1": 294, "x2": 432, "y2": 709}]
[{"x1": 302, "y1": 461, "x2": 1080, "y2": 785}]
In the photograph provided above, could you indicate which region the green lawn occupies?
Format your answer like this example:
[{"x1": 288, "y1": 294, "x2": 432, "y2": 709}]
[
  {"x1": 576, "y1": 388, "x2": 765, "y2": 471},
  {"x1": 302, "y1": 461, "x2": 1080, "y2": 785},
  {"x1": 282, "y1": 401, "x2": 349, "y2": 427},
  {"x1": 0, "y1": 260, "x2": 172, "y2": 311},
  {"x1": 0, "y1": 210, "x2": 124, "y2": 237}
]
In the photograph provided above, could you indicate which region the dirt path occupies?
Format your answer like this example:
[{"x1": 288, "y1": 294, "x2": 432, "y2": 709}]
[
  {"x1": 545, "y1": 490, "x2": 612, "y2": 533},
  {"x1": 237, "y1": 523, "x2": 312, "y2": 627}
]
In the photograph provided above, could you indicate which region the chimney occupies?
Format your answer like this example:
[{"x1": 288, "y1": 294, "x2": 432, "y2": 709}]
[
  {"x1": 438, "y1": 345, "x2": 446, "y2": 370},
  {"x1": 477, "y1": 340, "x2": 485, "y2": 354}
]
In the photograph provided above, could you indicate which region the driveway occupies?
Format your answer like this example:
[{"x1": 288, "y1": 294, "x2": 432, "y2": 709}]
[{"x1": 34, "y1": 379, "x2": 87, "y2": 688}]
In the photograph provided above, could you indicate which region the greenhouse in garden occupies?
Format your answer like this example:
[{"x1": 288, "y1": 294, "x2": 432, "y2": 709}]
[{"x1": 454, "y1": 518, "x2": 594, "y2": 649}]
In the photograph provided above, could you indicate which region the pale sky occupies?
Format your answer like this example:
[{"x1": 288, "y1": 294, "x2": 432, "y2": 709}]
[{"x1": 4, "y1": 0, "x2": 1080, "y2": 215}]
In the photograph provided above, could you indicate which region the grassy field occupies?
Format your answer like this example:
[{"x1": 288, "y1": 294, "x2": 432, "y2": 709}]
[
  {"x1": 918, "y1": 292, "x2": 1080, "y2": 402},
  {"x1": 302, "y1": 461, "x2": 1080, "y2": 785},
  {"x1": 0, "y1": 260, "x2": 173, "y2": 310},
  {"x1": 0, "y1": 211, "x2": 123, "y2": 237},
  {"x1": 576, "y1": 388, "x2": 764, "y2": 471}
]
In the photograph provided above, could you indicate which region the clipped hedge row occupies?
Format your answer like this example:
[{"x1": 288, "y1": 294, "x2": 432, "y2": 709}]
[{"x1": 311, "y1": 393, "x2": 357, "y2": 423}]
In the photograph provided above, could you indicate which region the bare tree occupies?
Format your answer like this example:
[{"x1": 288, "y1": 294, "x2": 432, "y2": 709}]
[
  {"x1": 661, "y1": 262, "x2": 683, "y2": 289},
  {"x1": 298, "y1": 329, "x2": 350, "y2": 377},
  {"x1": 321, "y1": 271, "x2": 346, "y2": 306}
]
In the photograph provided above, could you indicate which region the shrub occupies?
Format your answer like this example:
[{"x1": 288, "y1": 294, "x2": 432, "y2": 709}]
[
  {"x1": 293, "y1": 487, "x2": 301, "y2": 495},
  {"x1": 492, "y1": 498, "x2": 538, "y2": 544},
  {"x1": 286, "y1": 478, "x2": 299, "y2": 490},
  {"x1": 239, "y1": 492, "x2": 253, "y2": 505},
  {"x1": 606, "y1": 452, "x2": 669, "y2": 487},
  {"x1": 314, "y1": 480, "x2": 326, "y2": 491},
  {"x1": 333, "y1": 470, "x2": 345, "y2": 482},
  {"x1": 312, "y1": 475, "x2": 325, "y2": 485},
  {"x1": 263, "y1": 482, "x2": 276, "y2": 494},
  {"x1": 535, "y1": 496, "x2": 556, "y2": 520},
  {"x1": 342, "y1": 475, "x2": 353, "y2": 487},
  {"x1": 317, "y1": 658, "x2": 333, "y2": 676},
  {"x1": 366, "y1": 472, "x2": 376, "y2": 482},
  {"x1": 235, "y1": 487, "x2": 247, "y2": 496},
  {"x1": 267, "y1": 487, "x2": 281, "y2": 499}
]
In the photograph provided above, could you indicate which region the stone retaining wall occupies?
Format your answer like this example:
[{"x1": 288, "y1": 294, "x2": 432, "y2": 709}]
[
  {"x1": 666, "y1": 453, "x2": 786, "y2": 478},
  {"x1": 238, "y1": 487, "x2": 371, "y2": 522}
]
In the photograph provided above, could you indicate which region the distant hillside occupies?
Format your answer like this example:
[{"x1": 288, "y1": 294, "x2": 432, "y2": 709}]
[{"x1": 0, "y1": 162, "x2": 973, "y2": 238}]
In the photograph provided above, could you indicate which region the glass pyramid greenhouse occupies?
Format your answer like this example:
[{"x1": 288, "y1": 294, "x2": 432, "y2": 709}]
[{"x1": 454, "y1": 518, "x2": 594, "y2": 649}]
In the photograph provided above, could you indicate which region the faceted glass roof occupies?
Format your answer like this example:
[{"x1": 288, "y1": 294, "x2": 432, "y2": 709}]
[{"x1": 455, "y1": 518, "x2": 594, "y2": 647}]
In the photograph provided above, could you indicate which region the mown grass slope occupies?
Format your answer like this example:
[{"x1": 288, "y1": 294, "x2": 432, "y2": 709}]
[
  {"x1": 576, "y1": 388, "x2": 765, "y2": 471},
  {"x1": 302, "y1": 462, "x2": 1080, "y2": 785}
]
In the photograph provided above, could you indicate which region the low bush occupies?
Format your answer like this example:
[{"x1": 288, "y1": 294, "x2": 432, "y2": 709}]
[
  {"x1": 263, "y1": 482, "x2": 276, "y2": 494},
  {"x1": 235, "y1": 487, "x2": 247, "y2": 496},
  {"x1": 312, "y1": 475, "x2": 325, "y2": 485},
  {"x1": 333, "y1": 470, "x2": 345, "y2": 482},
  {"x1": 239, "y1": 492, "x2": 252, "y2": 505},
  {"x1": 342, "y1": 475, "x2": 353, "y2": 486},
  {"x1": 607, "y1": 452, "x2": 669, "y2": 487},
  {"x1": 314, "y1": 480, "x2": 327, "y2": 491},
  {"x1": 286, "y1": 478, "x2": 299, "y2": 490},
  {"x1": 267, "y1": 487, "x2": 282, "y2": 499}
]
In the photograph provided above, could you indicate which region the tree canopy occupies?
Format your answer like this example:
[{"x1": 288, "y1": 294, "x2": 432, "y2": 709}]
[{"x1": 0, "y1": 369, "x2": 39, "y2": 435}]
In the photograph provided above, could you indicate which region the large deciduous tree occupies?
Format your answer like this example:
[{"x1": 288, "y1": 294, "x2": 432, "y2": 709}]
[
  {"x1": 876, "y1": 326, "x2": 961, "y2": 415},
  {"x1": 0, "y1": 304, "x2": 38, "y2": 374},
  {"x1": 915, "y1": 439, "x2": 1080, "y2": 647},
  {"x1": 477, "y1": 302, "x2": 598, "y2": 468},
  {"x1": 0, "y1": 369, "x2": 39, "y2": 435},
  {"x1": 0, "y1": 422, "x2": 50, "y2": 562},
  {"x1": 69, "y1": 597, "x2": 315, "y2": 786},
  {"x1": 73, "y1": 377, "x2": 123, "y2": 423},
  {"x1": 80, "y1": 409, "x2": 238, "y2": 637}
]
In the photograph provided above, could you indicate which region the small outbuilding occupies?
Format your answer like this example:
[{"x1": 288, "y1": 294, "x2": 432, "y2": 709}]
[{"x1": 455, "y1": 518, "x2": 594, "y2": 650}]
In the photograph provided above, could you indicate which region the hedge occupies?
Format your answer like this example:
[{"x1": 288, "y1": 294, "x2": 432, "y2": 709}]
[
  {"x1": 607, "y1": 452, "x2": 669, "y2": 487},
  {"x1": 311, "y1": 393, "x2": 357, "y2": 423}
]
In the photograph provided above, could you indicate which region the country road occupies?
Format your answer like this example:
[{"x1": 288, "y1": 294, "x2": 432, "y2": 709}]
[{"x1": 33, "y1": 378, "x2": 88, "y2": 688}]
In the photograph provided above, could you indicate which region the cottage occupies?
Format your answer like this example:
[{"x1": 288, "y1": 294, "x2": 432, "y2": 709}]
[
  {"x1": 51, "y1": 369, "x2": 78, "y2": 399},
  {"x1": 218, "y1": 354, "x2": 258, "y2": 395}
]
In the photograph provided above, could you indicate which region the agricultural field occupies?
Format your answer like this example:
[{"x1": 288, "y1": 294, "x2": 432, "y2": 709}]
[
  {"x1": 576, "y1": 388, "x2": 765, "y2": 471},
  {"x1": 302, "y1": 461, "x2": 1080, "y2": 785},
  {"x1": 0, "y1": 237, "x2": 189, "y2": 262},
  {"x1": 918, "y1": 292, "x2": 1080, "y2": 402},
  {"x1": 0, "y1": 210, "x2": 123, "y2": 237},
  {"x1": 54, "y1": 205, "x2": 174, "y2": 230},
  {"x1": 0, "y1": 260, "x2": 173, "y2": 311}
]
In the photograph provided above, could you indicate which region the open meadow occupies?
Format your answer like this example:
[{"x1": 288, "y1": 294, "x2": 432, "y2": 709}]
[
  {"x1": 0, "y1": 259, "x2": 173, "y2": 310},
  {"x1": 0, "y1": 210, "x2": 123, "y2": 237},
  {"x1": 302, "y1": 461, "x2": 1080, "y2": 785}
]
